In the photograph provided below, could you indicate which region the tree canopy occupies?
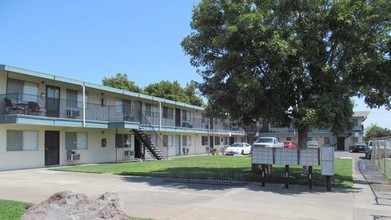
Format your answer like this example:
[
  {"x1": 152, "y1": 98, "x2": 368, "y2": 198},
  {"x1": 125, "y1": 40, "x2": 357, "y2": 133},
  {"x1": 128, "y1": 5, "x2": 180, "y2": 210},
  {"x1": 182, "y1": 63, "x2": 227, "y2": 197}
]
[
  {"x1": 144, "y1": 81, "x2": 205, "y2": 106},
  {"x1": 103, "y1": 74, "x2": 205, "y2": 107},
  {"x1": 365, "y1": 124, "x2": 391, "y2": 141},
  {"x1": 182, "y1": 0, "x2": 390, "y2": 147},
  {"x1": 102, "y1": 73, "x2": 142, "y2": 93}
]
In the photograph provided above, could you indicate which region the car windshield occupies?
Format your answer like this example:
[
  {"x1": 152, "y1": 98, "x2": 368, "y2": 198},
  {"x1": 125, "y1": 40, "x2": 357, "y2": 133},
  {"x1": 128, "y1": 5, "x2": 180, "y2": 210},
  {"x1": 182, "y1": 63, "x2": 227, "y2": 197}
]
[
  {"x1": 284, "y1": 142, "x2": 291, "y2": 144},
  {"x1": 255, "y1": 138, "x2": 273, "y2": 143},
  {"x1": 230, "y1": 143, "x2": 243, "y2": 147},
  {"x1": 307, "y1": 141, "x2": 318, "y2": 145}
]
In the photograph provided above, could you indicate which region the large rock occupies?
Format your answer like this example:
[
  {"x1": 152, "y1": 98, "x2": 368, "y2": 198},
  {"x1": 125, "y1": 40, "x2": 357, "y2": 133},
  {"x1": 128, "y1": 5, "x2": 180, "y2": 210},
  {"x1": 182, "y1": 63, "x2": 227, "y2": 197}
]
[{"x1": 21, "y1": 191, "x2": 128, "y2": 220}]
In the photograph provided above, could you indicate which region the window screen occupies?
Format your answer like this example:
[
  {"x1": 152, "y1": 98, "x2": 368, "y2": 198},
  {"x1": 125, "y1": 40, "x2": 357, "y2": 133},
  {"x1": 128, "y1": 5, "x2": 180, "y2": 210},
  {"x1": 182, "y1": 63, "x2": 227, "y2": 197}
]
[
  {"x1": 7, "y1": 130, "x2": 38, "y2": 151},
  {"x1": 66, "y1": 132, "x2": 87, "y2": 150},
  {"x1": 163, "y1": 107, "x2": 173, "y2": 119},
  {"x1": 202, "y1": 136, "x2": 208, "y2": 145}
]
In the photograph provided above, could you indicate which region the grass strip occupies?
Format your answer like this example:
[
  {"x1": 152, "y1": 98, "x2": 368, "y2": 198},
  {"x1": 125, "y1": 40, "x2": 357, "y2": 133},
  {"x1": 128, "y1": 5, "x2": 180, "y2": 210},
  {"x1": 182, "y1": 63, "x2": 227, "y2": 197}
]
[{"x1": 52, "y1": 156, "x2": 353, "y2": 188}]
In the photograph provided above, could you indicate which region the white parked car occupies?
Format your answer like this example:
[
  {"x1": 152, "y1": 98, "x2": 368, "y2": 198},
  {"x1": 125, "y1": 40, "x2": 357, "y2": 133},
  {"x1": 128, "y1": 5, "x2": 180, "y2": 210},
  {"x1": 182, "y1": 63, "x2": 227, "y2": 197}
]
[
  {"x1": 307, "y1": 141, "x2": 319, "y2": 148},
  {"x1": 224, "y1": 142, "x2": 252, "y2": 155},
  {"x1": 252, "y1": 137, "x2": 283, "y2": 148}
]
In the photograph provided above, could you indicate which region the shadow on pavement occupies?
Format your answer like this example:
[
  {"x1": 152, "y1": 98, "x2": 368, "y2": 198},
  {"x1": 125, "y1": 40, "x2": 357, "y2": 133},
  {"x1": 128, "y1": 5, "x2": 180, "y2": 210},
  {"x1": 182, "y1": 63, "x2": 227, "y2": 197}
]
[{"x1": 119, "y1": 174, "x2": 357, "y2": 195}]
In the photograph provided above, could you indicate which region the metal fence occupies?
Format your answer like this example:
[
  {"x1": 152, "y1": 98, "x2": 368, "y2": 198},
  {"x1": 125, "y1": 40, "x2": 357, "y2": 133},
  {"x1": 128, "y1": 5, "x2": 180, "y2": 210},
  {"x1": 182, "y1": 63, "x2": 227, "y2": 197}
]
[
  {"x1": 166, "y1": 170, "x2": 245, "y2": 185},
  {"x1": 0, "y1": 93, "x2": 244, "y2": 134},
  {"x1": 370, "y1": 137, "x2": 391, "y2": 180}
]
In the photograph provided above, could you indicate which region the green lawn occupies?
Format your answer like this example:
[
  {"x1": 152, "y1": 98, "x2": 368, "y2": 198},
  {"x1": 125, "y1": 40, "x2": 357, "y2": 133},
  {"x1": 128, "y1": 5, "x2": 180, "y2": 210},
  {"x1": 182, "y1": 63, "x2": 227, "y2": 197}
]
[
  {"x1": 0, "y1": 199, "x2": 151, "y2": 220},
  {"x1": 52, "y1": 156, "x2": 353, "y2": 188},
  {"x1": 0, "y1": 199, "x2": 28, "y2": 220}
]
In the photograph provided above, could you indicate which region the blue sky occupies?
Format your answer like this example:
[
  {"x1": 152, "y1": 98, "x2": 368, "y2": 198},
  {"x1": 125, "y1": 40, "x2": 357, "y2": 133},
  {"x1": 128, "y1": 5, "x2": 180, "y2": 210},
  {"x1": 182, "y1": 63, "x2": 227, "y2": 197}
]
[{"x1": 0, "y1": 1, "x2": 389, "y2": 130}]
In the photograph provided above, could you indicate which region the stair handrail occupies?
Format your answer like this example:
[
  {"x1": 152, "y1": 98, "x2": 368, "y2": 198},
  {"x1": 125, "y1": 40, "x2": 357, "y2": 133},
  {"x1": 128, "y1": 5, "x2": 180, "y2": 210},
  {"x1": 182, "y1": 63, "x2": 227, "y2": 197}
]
[{"x1": 139, "y1": 111, "x2": 169, "y2": 159}]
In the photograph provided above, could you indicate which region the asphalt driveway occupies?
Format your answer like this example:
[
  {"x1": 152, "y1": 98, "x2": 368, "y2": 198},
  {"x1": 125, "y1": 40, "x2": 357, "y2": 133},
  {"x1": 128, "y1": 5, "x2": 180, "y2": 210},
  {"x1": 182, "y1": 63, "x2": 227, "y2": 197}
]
[{"x1": 0, "y1": 153, "x2": 390, "y2": 220}]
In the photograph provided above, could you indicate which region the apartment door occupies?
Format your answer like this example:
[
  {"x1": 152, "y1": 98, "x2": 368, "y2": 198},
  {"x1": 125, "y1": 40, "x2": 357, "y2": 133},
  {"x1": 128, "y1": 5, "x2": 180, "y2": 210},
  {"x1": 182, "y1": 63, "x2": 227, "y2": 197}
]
[
  {"x1": 210, "y1": 136, "x2": 214, "y2": 148},
  {"x1": 337, "y1": 137, "x2": 345, "y2": 151},
  {"x1": 46, "y1": 86, "x2": 60, "y2": 117},
  {"x1": 45, "y1": 131, "x2": 60, "y2": 166},
  {"x1": 134, "y1": 101, "x2": 142, "y2": 123},
  {"x1": 175, "y1": 109, "x2": 181, "y2": 127},
  {"x1": 175, "y1": 135, "x2": 181, "y2": 155},
  {"x1": 134, "y1": 138, "x2": 142, "y2": 158}
]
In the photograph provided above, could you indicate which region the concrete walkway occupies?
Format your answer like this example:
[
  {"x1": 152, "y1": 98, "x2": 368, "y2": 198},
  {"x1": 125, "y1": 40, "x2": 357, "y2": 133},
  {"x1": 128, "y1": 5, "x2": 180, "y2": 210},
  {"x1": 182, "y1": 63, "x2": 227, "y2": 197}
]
[{"x1": 0, "y1": 156, "x2": 390, "y2": 219}]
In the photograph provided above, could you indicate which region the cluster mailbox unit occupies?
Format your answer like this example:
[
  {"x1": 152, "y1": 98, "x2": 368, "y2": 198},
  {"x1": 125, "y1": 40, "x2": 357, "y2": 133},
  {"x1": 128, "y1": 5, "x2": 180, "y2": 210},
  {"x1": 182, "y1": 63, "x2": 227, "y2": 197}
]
[{"x1": 252, "y1": 146, "x2": 334, "y2": 191}]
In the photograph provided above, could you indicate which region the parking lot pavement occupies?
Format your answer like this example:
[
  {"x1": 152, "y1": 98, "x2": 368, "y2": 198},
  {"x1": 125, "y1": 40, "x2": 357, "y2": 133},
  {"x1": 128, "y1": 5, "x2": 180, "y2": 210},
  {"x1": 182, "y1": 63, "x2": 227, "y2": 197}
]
[{"x1": 0, "y1": 152, "x2": 390, "y2": 220}]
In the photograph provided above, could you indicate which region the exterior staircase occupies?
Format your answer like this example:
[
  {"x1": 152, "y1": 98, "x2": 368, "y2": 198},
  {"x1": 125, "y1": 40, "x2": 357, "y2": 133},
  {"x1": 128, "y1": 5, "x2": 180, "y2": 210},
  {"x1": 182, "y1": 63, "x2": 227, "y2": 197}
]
[{"x1": 132, "y1": 129, "x2": 167, "y2": 160}]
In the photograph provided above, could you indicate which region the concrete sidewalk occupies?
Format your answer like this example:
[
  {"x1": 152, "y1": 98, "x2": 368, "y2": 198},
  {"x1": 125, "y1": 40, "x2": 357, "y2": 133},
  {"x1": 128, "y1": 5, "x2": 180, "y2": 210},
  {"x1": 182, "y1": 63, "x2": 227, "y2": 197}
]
[
  {"x1": 0, "y1": 157, "x2": 390, "y2": 219},
  {"x1": 358, "y1": 159, "x2": 391, "y2": 206}
]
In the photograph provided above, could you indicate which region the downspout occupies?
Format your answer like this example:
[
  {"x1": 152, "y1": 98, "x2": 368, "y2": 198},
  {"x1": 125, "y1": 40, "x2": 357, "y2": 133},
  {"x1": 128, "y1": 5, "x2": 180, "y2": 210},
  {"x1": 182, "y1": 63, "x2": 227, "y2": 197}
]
[
  {"x1": 159, "y1": 101, "x2": 162, "y2": 131},
  {"x1": 82, "y1": 82, "x2": 86, "y2": 127}
]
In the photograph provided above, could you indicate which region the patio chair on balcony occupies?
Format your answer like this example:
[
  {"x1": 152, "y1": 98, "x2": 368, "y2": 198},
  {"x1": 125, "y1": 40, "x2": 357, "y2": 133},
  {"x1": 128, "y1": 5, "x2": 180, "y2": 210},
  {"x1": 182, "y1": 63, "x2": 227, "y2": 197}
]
[
  {"x1": 3, "y1": 98, "x2": 22, "y2": 114},
  {"x1": 28, "y1": 102, "x2": 46, "y2": 115}
]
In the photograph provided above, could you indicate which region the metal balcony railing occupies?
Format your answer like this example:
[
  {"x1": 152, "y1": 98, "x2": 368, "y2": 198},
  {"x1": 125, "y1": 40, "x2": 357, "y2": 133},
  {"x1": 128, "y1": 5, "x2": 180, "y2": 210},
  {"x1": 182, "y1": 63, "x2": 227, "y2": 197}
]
[{"x1": 0, "y1": 93, "x2": 244, "y2": 134}]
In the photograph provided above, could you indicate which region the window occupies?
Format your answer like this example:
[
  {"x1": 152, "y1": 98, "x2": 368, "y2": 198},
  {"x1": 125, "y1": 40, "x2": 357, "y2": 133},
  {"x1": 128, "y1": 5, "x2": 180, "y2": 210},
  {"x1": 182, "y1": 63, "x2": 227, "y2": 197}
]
[
  {"x1": 7, "y1": 79, "x2": 39, "y2": 103},
  {"x1": 202, "y1": 136, "x2": 209, "y2": 145},
  {"x1": 66, "y1": 89, "x2": 88, "y2": 108},
  {"x1": 182, "y1": 110, "x2": 191, "y2": 122},
  {"x1": 124, "y1": 134, "x2": 131, "y2": 148},
  {"x1": 115, "y1": 134, "x2": 132, "y2": 148},
  {"x1": 66, "y1": 90, "x2": 78, "y2": 107},
  {"x1": 163, "y1": 135, "x2": 173, "y2": 147},
  {"x1": 115, "y1": 99, "x2": 123, "y2": 113},
  {"x1": 163, "y1": 107, "x2": 173, "y2": 119},
  {"x1": 145, "y1": 104, "x2": 152, "y2": 117},
  {"x1": 65, "y1": 132, "x2": 87, "y2": 150},
  {"x1": 353, "y1": 119, "x2": 358, "y2": 127},
  {"x1": 123, "y1": 100, "x2": 132, "y2": 115},
  {"x1": 7, "y1": 130, "x2": 38, "y2": 151},
  {"x1": 182, "y1": 135, "x2": 191, "y2": 146},
  {"x1": 201, "y1": 114, "x2": 208, "y2": 123},
  {"x1": 214, "y1": 136, "x2": 220, "y2": 145},
  {"x1": 145, "y1": 103, "x2": 158, "y2": 117}
]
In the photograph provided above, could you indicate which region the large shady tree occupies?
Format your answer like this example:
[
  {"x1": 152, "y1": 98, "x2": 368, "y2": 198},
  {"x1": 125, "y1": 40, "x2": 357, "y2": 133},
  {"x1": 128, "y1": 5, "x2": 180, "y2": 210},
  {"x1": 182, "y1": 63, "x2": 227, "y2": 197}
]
[{"x1": 182, "y1": 0, "x2": 390, "y2": 147}]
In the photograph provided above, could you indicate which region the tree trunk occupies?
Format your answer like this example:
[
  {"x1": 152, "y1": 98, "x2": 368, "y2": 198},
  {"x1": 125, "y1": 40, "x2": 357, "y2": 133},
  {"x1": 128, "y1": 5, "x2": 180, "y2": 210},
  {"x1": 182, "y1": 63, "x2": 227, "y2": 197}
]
[
  {"x1": 297, "y1": 126, "x2": 309, "y2": 174},
  {"x1": 298, "y1": 126, "x2": 309, "y2": 149}
]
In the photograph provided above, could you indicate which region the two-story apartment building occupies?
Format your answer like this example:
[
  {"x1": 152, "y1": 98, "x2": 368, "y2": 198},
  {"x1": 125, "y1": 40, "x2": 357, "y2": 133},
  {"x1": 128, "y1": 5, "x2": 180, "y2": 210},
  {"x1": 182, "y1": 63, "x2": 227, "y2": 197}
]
[
  {"x1": 257, "y1": 111, "x2": 370, "y2": 150},
  {"x1": 0, "y1": 64, "x2": 245, "y2": 171}
]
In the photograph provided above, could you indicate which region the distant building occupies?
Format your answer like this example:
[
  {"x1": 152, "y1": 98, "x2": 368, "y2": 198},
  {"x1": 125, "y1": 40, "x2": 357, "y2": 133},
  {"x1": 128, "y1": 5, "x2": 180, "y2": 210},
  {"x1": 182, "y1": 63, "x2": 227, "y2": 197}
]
[{"x1": 257, "y1": 111, "x2": 370, "y2": 150}]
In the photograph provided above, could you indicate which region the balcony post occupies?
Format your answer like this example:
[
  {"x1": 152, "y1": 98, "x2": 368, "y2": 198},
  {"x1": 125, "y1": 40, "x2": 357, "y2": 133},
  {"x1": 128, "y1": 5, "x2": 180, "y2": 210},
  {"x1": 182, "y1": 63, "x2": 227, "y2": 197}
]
[
  {"x1": 82, "y1": 82, "x2": 86, "y2": 127},
  {"x1": 159, "y1": 101, "x2": 162, "y2": 131}
]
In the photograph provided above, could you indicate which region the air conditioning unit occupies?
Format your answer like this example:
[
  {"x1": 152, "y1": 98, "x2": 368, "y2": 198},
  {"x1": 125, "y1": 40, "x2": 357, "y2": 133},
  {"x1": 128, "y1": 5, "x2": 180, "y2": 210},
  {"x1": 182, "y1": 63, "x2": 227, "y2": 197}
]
[
  {"x1": 124, "y1": 150, "x2": 134, "y2": 156},
  {"x1": 66, "y1": 109, "x2": 80, "y2": 118},
  {"x1": 67, "y1": 153, "x2": 80, "y2": 161}
]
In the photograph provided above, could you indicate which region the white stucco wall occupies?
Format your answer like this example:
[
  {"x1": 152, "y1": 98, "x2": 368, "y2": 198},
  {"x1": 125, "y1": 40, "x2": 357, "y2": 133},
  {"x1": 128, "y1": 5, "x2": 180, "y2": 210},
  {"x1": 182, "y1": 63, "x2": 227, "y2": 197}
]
[
  {"x1": 0, "y1": 125, "x2": 136, "y2": 171},
  {"x1": 0, "y1": 124, "x2": 45, "y2": 170}
]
